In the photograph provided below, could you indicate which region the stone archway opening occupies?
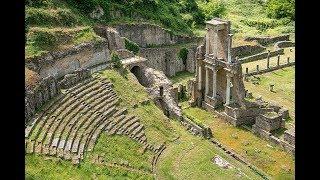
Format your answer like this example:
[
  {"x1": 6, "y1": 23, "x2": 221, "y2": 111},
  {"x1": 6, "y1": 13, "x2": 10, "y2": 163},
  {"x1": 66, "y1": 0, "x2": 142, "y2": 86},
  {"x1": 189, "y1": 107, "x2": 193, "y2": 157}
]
[{"x1": 130, "y1": 65, "x2": 148, "y2": 87}]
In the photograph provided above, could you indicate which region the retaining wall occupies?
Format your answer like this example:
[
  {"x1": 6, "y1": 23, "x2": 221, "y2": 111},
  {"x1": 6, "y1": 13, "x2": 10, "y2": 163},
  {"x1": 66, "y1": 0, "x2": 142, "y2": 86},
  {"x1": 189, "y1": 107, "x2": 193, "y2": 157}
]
[
  {"x1": 245, "y1": 34, "x2": 290, "y2": 46},
  {"x1": 239, "y1": 49, "x2": 284, "y2": 63},
  {"x1": 25, "y1": 40, "x2": 110, "y2": 79}
]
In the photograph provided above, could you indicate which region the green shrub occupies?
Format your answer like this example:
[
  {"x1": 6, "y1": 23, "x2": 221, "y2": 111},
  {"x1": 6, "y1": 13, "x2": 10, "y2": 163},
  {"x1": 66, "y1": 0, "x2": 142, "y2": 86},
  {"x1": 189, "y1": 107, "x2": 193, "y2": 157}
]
[
  {"x1": 26, "y1": 8, "x2": 78, "y2": 27},
  {"x1": 178, "y1": 47, "x2": 188, "y2": 65},
  {"x1": 198, "y1": 0, "x2": 226, "y2": 20},
  {"x1": 124, "y1": 38, "x2": 139, "y2": 55},
  {"x1": 266, "y1": 0, "x2": 295, "y2": 20},
  {"x1": 111, "y1": 51, "x2": 122, "y2": 69},
  {"x1": 31, "y1": 30, "x2": 56, "y2": 48}
]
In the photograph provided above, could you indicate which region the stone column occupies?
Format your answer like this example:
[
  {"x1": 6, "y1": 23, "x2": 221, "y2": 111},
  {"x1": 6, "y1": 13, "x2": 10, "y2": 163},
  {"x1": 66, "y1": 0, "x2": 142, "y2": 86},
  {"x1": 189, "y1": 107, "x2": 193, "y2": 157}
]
[
  {"x1": 227, "y1": 34, "x2": 233, "y2": 63},
  {"x1": 212, "y1": 67, "x2": 217, "y2": 98},
  {"x1": 214, "y1": 28, "x2": 218, "y2": 58},
  {"x1": 205, "y1": 28, "x2": 210, "y2": 56},
  {"x1": 287, "y1": 57, "x2": 290, "y2": 64},
  {"x1": 277, "y1": 55, "x2": 280, "y2": 66},
  {"x1": 225, "y1": 73, "x2": 232, "y2": 106},
  {"x1": 198, "y1": 66, "x2": 202, "y2": 90},
  {"x1": 205, "y1": 67, "x2": 209, "y2": 95}
]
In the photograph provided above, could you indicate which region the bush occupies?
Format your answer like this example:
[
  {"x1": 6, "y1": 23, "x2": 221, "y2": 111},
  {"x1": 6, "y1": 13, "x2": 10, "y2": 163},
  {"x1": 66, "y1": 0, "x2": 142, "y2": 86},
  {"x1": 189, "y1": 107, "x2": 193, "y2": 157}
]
[
  {"x1": 198, "y1": 0, "x2": 226, "y2": 20},
  {"x1": 266, "y1": 0, "x2": 295, "y2": 20},
  {"x1": 26, "y1": 8, "x2": 78, "y2": 27},
  {"x1": 31, "y1": 30, "x2": 56, "y2": 48},
  {"x1": 124, "y1": 38, "x2": 139, "y2": 55},
  {"x1": 178, "y1": 48, "x2": 188, "y2": 65},
  {"x1": 111, "y1": 51, "x2": 123, "y2": 69}
]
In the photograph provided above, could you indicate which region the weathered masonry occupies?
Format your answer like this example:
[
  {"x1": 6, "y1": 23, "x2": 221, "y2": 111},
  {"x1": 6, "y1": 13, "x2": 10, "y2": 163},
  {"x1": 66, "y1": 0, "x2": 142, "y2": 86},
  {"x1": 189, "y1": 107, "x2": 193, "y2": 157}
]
[
  {"x1": 189, "y1": 18, "x2": 289, "y2": 127},
  {"x1": 188, "y1": 18, "x2": 294, "y2": 153}
]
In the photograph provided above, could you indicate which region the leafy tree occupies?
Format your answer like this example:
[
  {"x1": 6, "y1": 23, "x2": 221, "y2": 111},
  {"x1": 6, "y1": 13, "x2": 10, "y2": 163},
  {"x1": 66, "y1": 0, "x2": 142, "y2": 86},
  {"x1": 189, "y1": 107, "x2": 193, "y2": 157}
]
[{"x1": 266, "y1": 0, "x2": 295, "y2": 20}]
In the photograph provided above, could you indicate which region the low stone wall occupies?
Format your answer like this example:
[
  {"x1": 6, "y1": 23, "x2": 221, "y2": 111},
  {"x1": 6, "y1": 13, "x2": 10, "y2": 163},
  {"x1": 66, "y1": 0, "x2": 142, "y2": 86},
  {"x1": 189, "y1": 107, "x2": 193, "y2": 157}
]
[
  {"x1": 139, "y1": 45, "x2": 197, "y2": 77},
  {"x1": 25, "y1": 76, "x2": 60, "y2": 124},
  {"x1": 239, "y1": 49, "x2": 284, "y2": 63},
  {"x1": 244, "y1": 34, "x2": 290, "y2": 46},
  {"x1": 252, "y1": 127, "x2": 295, "y2": 155},
  {"x1": 181, "y1": 116, "x2": 212, "y2": 139},
  {"x1": 274, "y1": 41, "x2": 295, "y2": 49},
  {"x1": 114, "y1": 23, "x2": 200, "y2": 47},
  {"x1": 245, "y1": 61, "x2": 295, "y2": 76},
  {"x1": 25, "y1": 40, "x2": 110, "y2": 79},
  {"x1": 231, "y1": 44, "x2": 266, "y2": 58}
]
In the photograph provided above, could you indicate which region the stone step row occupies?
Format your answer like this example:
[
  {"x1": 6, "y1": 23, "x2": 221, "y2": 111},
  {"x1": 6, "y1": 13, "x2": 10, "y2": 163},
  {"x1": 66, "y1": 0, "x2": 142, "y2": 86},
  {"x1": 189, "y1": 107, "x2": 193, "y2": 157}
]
[
  {"x1": 25, "y1": 77, "x2": 119, "y2": 165},
  {"x1": 28, "y1": 78, "x2": 103, "y2": 140},
  {"x1": 34, "y1": 82, "x2": 112, "y2": 143}
]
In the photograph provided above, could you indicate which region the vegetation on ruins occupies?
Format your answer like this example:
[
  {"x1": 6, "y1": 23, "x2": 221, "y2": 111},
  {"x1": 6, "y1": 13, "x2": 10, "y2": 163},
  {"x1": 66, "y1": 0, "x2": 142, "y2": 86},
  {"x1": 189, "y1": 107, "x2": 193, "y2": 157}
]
[
  {"x1": 25, "y1": 0, "x2": 295, "y2": 59},
  {"x1": 124, "y1": 37, "x2": 140, "y2": 55},
  {"x1": 110, "y1": 51, "x2": 122, "y2": 69},
  {"x1": 178, "y1": 47, "x2": 188, "y2": 66}
]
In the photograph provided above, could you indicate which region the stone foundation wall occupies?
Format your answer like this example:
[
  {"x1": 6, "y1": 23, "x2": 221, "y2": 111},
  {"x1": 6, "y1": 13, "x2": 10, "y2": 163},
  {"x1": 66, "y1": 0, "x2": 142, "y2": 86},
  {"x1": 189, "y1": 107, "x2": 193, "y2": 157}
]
[
  {"x1": 139, "y1": 45, "x2": 197, "y2": 77},
  {"x1": 26, "y1": 41, "x2": 110, "y2": 79},
  {"x1": 114, "y1": 23, "x2": 200, "y2": 47},
  {"x1": 244, "y1": 34, "x2": 290, "y2": 46}
]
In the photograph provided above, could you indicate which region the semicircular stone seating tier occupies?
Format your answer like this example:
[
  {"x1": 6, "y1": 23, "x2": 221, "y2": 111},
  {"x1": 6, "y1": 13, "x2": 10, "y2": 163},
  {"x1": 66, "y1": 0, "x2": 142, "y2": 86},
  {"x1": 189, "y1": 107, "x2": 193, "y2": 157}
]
[{"x1": 25, "y1": 76, "x2": 162, "y2": 165}]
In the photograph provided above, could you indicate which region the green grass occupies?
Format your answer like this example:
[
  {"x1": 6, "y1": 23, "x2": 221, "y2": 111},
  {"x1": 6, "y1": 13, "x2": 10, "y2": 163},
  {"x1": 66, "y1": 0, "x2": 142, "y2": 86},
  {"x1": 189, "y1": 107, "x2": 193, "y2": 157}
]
[
  {"x1": 156, "y1": 121, "x2": 264, "y2": 180},
  {"x1": 244, "y1": 66, "x2": 295, "y2": 124},
  {"x1": 26, "y1": 154, "x2": 154, "y2": 179},
  {"x1": 182, "y1": 106, "x2": 295, "y2": 178},
  {"x1": 26, "y1": 26, "x2": 104, "y2": 59},
  {"x1": 96, "y1": 69, "x2": 178, "y2": 146},
  {"x1": 169, "y1": 71, "x2": 195, "y2": 87},
  {"x1": 88, "y1": 134, "x2": 154, "y2": 172}
]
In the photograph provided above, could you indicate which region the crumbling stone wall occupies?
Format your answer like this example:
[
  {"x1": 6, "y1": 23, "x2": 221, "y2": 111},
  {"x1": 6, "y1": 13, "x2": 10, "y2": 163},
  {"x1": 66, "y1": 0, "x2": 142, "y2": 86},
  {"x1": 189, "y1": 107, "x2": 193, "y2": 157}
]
[
  {"x1": 244, "y1": 34, "x2": 290, "y2": 46},
  {"x1": 239, "y1": 49, "x2": 284, "y2": 63},
  {"x1": 139, "y1": 45, "x2": 197, "y2": 77},
  {"x1": 25, "y1": 76, "x2": 60, "y2": 124},
  {"x1": 26, "y1": 41, "x2": 110, "y2": 79},
  {"x1": 274, "y1": 41, "x2": 295, "y2": 49},
  {"x1": 114, "y1": 23, "x2": 200, "y2": 47}
]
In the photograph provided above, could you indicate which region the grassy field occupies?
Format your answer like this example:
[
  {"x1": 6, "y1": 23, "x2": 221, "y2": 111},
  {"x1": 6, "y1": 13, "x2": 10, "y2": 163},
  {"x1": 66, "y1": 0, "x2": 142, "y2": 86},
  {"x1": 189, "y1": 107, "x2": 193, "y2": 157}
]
[
  {"x1": 96, "y1": 69, "x2": 178, "y2": 146},
  {"x1": 26, "y1": 154, "x2": 154, "y2": 179},
  {"x1": 156, "y1": 121, "x2": 264, "y2": 180},
  {"x1": 182, "y1": 106, "x2": 295, "y2": 178},
  {"x1": 169, "y1": 71, "x2": 195, "y2": 87},
  {"x1": 244, "y1": 66, "x2": 295, "y2": 126}
]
